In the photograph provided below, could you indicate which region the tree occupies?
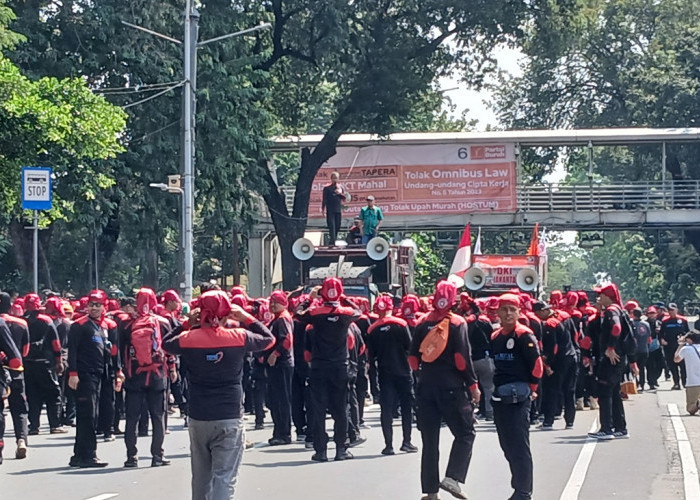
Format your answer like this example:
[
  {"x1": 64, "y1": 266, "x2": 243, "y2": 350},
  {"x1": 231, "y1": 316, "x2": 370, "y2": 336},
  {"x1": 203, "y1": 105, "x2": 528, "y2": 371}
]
[
  {"x1": 0, "y1": 0, "x2": 127, "y2": 290},
  {"x1": 492, "y1": 0, "x2": 700, "y2": 301},
  {"x1": 409, "y1": 232, "x2": 449, "y2": 295},
  {"x1": 247, "y1": 0, "x2": 537, "y2": 287}
]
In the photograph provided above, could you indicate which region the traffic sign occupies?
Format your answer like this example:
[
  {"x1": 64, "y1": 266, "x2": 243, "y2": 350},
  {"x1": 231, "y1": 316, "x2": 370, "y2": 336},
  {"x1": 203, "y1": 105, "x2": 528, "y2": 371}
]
[{"x1": 21, "y1": 167, "x2": 52, "y2": 210}]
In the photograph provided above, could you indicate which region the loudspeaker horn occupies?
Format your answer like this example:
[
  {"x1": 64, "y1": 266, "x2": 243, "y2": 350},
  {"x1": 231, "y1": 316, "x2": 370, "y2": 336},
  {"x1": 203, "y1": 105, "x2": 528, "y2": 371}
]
[
  {"x1": 366, "y1": 237, "x2": 389, "y2": 261},
  {"x1": 464, "y1": 267, "x2": 486, "y2": 291},
  {"x1": 292, "y1": 238, "x2": 315, "y2": 261},
  {"x1": 516, "y1": 268, "x2": 539, "y2": 291}
]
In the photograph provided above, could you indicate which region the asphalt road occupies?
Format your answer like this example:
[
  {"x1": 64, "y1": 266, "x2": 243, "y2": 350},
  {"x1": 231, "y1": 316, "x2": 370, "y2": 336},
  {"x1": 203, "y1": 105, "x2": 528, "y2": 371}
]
[{"x1": 2, "y1": 378, "x2": 699, "y2": 500}]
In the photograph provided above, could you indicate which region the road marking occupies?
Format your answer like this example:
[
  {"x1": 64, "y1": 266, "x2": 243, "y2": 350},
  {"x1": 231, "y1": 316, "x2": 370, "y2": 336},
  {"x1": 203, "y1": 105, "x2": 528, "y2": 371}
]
[
  {"x1": 668, "y1": 403, "x2": 700, "y2": 500},
  {"x1": 559, "y1": 418, "x2": 598, "y2": 500},
  {"x1": 84, "y1": 494, "x2": 118, "y2": 500}
]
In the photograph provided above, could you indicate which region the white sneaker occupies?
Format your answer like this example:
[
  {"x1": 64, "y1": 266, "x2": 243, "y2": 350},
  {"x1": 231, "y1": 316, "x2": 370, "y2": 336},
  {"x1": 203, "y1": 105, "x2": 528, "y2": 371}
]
[{"x1": 439, "y1": 477, "x2": 467, "y2": 499}]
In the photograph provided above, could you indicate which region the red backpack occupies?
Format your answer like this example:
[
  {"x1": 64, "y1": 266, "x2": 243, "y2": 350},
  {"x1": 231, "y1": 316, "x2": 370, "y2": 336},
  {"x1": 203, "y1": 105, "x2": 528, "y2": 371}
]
[{"x1": 126, "y1": 315, "x2": 164, "y2": 384}]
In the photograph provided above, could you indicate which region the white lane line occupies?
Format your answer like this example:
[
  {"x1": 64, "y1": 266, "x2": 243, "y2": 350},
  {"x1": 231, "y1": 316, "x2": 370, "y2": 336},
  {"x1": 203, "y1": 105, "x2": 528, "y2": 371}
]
[
  {"x1": 668, "y1": 403, "x2": 700, "y2": 500},
  {"x1": 84, "y1": 494, "x2": 118, "y2": 500},
  {"x1": 559, "y1": 418, "x2": 599, "y2": 500}
]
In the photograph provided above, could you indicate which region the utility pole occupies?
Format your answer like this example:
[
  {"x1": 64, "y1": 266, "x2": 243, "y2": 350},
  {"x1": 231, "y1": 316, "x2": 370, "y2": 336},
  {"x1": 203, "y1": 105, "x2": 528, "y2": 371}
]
[
  {"x1": 182, "y1": 0, "x2": 196, "y2": 303},
  {"x1": 124, "y1": 4, "x2": 270, "y2": 304}
]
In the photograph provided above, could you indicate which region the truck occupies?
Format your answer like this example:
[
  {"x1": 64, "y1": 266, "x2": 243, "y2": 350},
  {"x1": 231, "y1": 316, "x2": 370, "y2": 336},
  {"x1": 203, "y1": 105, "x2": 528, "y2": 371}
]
[
  {"x1": 292, "y1": 236, "x2": 415, "y2": 302},
  {"x1": 462, "y1": 254, "x2": 547, "y2": 297}
]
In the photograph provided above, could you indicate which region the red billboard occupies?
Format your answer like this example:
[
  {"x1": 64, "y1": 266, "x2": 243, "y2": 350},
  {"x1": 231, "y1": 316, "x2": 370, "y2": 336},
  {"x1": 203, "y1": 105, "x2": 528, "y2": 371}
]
[{"x1": 308, "y1": 143, "x2": 517, "y2": 218}]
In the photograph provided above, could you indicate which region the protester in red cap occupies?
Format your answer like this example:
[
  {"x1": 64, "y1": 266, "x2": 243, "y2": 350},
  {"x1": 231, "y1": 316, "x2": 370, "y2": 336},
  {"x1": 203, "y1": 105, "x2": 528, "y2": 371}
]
[
  {"x1": 408, "y1": 280, "x2": 480, "y2": 500},
  {"x1": 659, "y1": 302, "x2": 689, "y2": 390},
  {"x1": 120, "y1": 288, "x2": 173, "y2": 468},
  {"x1": 457, "y1": 293, "x2": 496, "y2": 421},
  {"x1": 644, "y1": 305, "x2": 663, "y2": 390},
  {"x1": 0, "y1": 314, "x2": 24, "y2": 465},
  {"x1": 490, "y1": 292, "x2": 543, "y2": 500},
  {"x1": 264, "y1": 290, "x2": 295, "y2": 445},
  {"x1": 298, "y1": 277, "x2": 360, "y2": 462},
  {"x1": 10, "y1": 297, "x2": 25, "y2": 317},
  {"x1": 44, "y1": 296, "x2": 75, "y2": 431},
  {"x1": 0, "y1": 292, "x2": 30, "y2": 459},
  {"x1": 587, "y1": 283, "x2": 638, "y2": 440},
  {"x1": 23, "y1": 293, "x2": 66, "y2": 436},
  {"x1": 65, "y1": 289, "x2": 118, "y2": 468},
  {"x1": 366, "y1": 293, "x2": 416, "y2": 456},
  {"x1": 163, "y1": 290, "x2": 274, "y2": 499}
]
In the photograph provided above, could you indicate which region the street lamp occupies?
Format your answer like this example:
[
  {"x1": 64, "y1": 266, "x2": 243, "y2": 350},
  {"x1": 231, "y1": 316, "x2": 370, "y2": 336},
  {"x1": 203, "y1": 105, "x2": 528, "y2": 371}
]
[{"x1": 149, "y1": 180, "x2": 186, "y2": 290}]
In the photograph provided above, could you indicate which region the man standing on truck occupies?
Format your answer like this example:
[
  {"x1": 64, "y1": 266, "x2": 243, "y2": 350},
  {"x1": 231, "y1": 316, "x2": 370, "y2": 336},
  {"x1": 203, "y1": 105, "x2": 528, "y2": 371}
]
[
  {"x1": 322, "y1": 172, "x2": 350, "y2": 245},
  {"x1": 359, "y1": 195, "x2": 384, "y2": 245}
]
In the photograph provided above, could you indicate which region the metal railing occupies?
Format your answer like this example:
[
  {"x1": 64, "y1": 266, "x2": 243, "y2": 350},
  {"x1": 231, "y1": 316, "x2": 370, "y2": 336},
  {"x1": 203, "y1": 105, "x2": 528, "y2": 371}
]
[
  {"x1": 518, "y1": 180, "x2": 700, "y2": 212},
  {"x1": 268, "y1": 180, "x2": 700, "y2": 217}
]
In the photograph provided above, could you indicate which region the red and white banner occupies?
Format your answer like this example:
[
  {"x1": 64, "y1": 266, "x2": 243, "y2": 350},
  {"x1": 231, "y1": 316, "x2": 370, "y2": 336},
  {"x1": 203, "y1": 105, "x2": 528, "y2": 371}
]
[{"x1": 308, "y1": 144, "x2": 517, "y2": 217}]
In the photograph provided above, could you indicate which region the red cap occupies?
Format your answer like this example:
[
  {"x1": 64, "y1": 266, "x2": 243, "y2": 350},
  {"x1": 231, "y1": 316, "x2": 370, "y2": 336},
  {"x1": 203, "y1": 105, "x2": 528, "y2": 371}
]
[
  {"x1": 24, "y1": 293, "x2": 42, "y2": 312},
  {"x1": 199, "y1": 291, "x2": 232, "y2": 326},
  {"x1": 44, "y1": 297, "x2": 66, "y2": 318},
  {"x1": 564, "y1": 291, "x2": 579, "y2": 308},
  {"x1": 161, "y1": 289, "x2": 181, "y2": 304},
  {"x1": 229, "y1": 286, "x2": 247, "y2": 298},
  {"x1": 400, "y1": 294, "x2": 420, "y2": 318},
  {"x1": 230, "y1": 294, "x2": 248, "y2": 309},
  {"x1": 498, "y1": 293, "x2": 521, "y2": 308},
  {"x1": 88, "y1": 289, "x2": 108, "y2": 305},
  {"x1": 136, "y1": 288, "x2": 158, "y2": 315},
  {"x1": 433, "y1": 280, "x2": 457, "y2": 313},
  {"x1": 321, "y1": 277, "x2": 344, "y2": 302},
  {"x1": 624, "y1": 300, "x2": 639, "y2": 312},
  {"x1": 373, "y1": 295, "x2": 394, "y2": 314},
  {"x1": 594, "y1": 283, "x2": 621, "y2": 306},
  {"x1": 646, "y1": 306, "x2": 657, "y2": 314},
  {"x1": 255, "y1": 299, "x2": 273, "y2": 323},
  {"x1": 269, "y1": 290, "x2": 289, "y2": 307},
  {"x1": 549, "y1": 290, "x2": 563, "y2": 305}
]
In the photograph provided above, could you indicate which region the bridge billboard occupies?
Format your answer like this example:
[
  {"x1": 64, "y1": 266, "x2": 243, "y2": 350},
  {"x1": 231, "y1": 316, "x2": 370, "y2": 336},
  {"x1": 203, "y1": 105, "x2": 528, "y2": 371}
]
[{"x1": 308, "y1": 143, "x2": 517, "y2": 218}]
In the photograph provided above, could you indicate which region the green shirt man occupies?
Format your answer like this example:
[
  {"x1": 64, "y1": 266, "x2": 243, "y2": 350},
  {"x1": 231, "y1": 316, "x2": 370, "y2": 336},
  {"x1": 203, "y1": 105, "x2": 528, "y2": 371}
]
[{"x1": 359, "y1": 195, "x2": 383, "y2": 244}]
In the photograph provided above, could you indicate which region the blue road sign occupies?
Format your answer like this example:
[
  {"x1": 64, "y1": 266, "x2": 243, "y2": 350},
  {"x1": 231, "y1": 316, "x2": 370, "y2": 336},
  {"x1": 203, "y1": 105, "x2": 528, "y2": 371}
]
[{"x1": 21, "y1": 167, "x2": 53, "y2": 210}]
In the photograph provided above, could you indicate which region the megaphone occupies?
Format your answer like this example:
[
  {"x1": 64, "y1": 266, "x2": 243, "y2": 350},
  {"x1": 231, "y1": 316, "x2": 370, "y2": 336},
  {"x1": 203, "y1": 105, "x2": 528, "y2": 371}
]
[
  {"x1": 516, "y1": 268, "x2": 539, "y2": 292},
  {"x1": 464, "y1": 267, "x2": 486, "y2": 291},
  {"x1": 366, "y1": 237, "x2": 389, "y2": 261},
  {"x1": 292, "y1": 238, "x2": 315, "y2": 261}
]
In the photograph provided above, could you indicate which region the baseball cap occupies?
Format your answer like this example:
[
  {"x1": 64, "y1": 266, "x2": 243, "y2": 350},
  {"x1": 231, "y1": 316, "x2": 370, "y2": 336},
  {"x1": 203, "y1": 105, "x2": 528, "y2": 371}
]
[
  {"x1": 593, "y1": 283, "x2": 621, "y2": 305},
  {"x1": 532, "y1": 300, "x2": 551, "y2": 313},
  {"x1": 366, "y1": 195, "x2": 375, "y2": 201},
  {"x1": 668, "y1": 302, "x2": 678, "y2": 310}
]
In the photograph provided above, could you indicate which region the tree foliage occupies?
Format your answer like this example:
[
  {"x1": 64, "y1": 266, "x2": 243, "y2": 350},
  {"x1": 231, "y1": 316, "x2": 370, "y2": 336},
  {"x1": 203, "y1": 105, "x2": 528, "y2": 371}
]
[{"x1": 493, "y1": 0, "x2": 700, "y2": 304}]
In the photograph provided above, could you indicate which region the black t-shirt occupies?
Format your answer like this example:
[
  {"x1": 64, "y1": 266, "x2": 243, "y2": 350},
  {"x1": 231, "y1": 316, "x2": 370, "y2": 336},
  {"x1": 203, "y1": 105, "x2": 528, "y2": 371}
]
[{"x1": 322, "y1": 184, "x2": 345, "y2": 214}]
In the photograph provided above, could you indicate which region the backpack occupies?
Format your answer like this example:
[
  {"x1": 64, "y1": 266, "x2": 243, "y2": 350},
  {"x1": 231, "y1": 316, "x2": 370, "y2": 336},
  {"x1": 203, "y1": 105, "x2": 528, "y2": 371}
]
[
  {"x1": 420, "y1": 315, "x2": 451, "y2": 363},
  {"x1": 618, "y1": 308, "x2": 638, "y2": 357},
  {"x1": 126, "y1": 315, "x2": 164, "y2": 382}
]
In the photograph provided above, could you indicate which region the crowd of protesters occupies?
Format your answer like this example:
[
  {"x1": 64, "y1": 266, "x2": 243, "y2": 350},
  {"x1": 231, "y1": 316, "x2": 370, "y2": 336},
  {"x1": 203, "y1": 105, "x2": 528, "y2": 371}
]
[{"x1": 2, "y1": 279, "x2": 699, "y2": 500}]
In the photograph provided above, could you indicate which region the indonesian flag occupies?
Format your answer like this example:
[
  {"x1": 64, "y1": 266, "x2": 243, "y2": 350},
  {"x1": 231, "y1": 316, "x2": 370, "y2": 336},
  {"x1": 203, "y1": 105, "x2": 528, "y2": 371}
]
[
  {"x1": 448, "y1": 223, "x2": 472, "y2": 278},
  {"x1": 527, "y1": 223, "x2": 540, "y2": 256},
  {"x1": 473, "y1": 226, "x2": 482, "y2": 255}
]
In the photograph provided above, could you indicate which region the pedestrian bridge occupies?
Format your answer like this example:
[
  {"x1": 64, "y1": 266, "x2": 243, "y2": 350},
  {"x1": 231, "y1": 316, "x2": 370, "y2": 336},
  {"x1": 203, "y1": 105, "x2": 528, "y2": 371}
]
[{"x1": 262, "y1": 128, "x2": 700, "y2": 232}]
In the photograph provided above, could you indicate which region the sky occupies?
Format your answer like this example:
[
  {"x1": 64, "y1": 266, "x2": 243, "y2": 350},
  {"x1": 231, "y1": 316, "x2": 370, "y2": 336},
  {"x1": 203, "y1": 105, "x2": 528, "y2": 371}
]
[{"x1": 439, "y1": 45, "x2": 525, "y2": 130}]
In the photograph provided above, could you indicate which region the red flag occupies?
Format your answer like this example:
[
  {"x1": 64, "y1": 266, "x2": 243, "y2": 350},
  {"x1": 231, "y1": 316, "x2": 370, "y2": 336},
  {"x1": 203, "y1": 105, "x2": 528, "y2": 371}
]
[
  {"x1": 527, "y1": 223, "x2": 540, "y2": 256},
  {"x1": 448, "y1": 223, "x2": 472, "y2": 277}
]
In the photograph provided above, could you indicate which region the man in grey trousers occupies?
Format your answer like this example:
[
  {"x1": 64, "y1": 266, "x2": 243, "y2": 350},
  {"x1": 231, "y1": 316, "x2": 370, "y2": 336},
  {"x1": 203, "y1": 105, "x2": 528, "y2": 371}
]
[{"x1": 163, "y1": 291, "x2": 274, "y2": 499}]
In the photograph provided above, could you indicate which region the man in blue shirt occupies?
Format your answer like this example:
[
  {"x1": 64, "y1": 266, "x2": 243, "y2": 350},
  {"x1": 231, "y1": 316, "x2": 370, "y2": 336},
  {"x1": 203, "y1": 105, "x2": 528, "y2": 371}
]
[{"x1": 359, "y1": 195, "x2": 384, "y2": 245}]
